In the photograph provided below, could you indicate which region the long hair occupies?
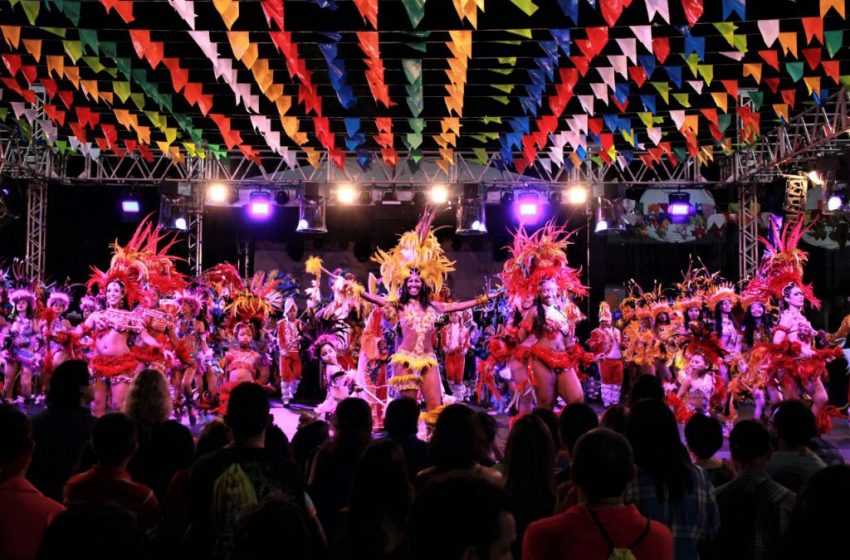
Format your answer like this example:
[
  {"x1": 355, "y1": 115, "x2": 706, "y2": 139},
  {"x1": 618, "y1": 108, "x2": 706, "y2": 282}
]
[
  {"x1": 398, "y1": 272, "x2": 431, "y2": 307},
  {"x1": 714, "y1": 301, "x2": 739, "y2": 337},
  {"x1": 344, "y1": 440, "x2": 412, "y2": 559},
  {"x1": 503, "y1": 415, "x2": 556, "y2": 531},
  {"x1": 742, "y1": 304, "x2": 774, "y2": 348},
  {"x1": 627, "y1": 398, "x2": 693, "y2": 503},
  {"x1": 124, "y1": 369, "x2": 172, "y2": 433}
]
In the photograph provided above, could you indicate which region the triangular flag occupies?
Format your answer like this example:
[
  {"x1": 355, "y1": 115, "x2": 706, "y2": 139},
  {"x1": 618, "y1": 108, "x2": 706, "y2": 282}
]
[
  {"x1": 758, "y1": 20, "x2": 779, "y2": 47},
  {"x1": 712, "y1": 92, "x2": 728, "y2": 113},
  {"x1": 645, "y1": 0, "x2": 670, "y2": 23},
  {"x1": 652, "y1": 37, "x2": 670, "y2": 64},
  {"x1": 632, "y1": 25, "x2": 653, "y2": 53},
  {"x1": 743, "y1": 62, "x2": 762, "y2": 83},
  {"x1": 758, "y1": 49, "x2": 779, "y2": 71},
  {"x1": 821, "y1": 0, "x2": 845, "y2": 18},
  {"x1": 778, "y1": 32, "x2": 798, "y2": 58},
  {"x1": 801, "y1": 17, "x2": 824, "y2": 45},
  {"x1": 824, "y1": 30, "x2": 843, "y2": 58}
]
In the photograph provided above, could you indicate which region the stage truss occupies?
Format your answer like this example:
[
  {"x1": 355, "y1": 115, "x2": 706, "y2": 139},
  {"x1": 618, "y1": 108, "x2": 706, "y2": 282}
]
[{"x1": 3, "y1": 88, "x2": 850, "y2": 279}]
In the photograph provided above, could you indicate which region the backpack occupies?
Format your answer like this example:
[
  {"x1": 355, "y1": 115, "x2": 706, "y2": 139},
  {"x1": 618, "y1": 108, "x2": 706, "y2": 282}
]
[{"x1": 588, "y1": 508, "x2": 652, "y2": 560}]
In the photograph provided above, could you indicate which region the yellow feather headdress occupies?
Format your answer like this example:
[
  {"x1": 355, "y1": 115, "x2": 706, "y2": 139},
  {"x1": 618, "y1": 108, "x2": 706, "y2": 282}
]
[{"x1": 371, "y1": 208, "x2": 455, "y2": 294}]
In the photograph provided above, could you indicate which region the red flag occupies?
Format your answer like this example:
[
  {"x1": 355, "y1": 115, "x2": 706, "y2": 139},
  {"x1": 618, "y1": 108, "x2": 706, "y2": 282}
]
[
  {"x1": 652, "y1": 36, "x2": 670, "y2": 64},
  {"x1": 758, "y1": 50, "x2": 780, "y2": 71},
  {"x1": 600, "y1": 0, "x2": 623, "y2": 26},
  {"x1": 681, "y1": 0, "x2": 704, "y2": 27}
]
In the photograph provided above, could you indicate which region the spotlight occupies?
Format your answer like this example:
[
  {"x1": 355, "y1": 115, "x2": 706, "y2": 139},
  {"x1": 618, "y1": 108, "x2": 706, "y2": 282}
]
[
  {"x1": 593, "y1": 184, "x2": 627, "y2": 235},
  {"x1": 807, "y1": 170, "x2": 825, "y2": 186},
  {"x1": 565, "y1": 184, "x2": 589, "y2": 205},
  {"x1": 275, "y1": 189, "x2": 290, "y2": 205},
  {"x1": 335, "y1": 183, "x2": 358, "y2": 205},
  {"x1": 121, "y1": 198, "x2": 141, "y2": 214},
  {"x1": 667, "y1": 192, "x2": 693, "y2": 224},
  {"x1": 515, "y1": 192, "x2": 540, "y2": 224},
  {"x1": 826, "y1": 183, "x2": 849, "y2": 212},
  {"x1": 206, "y1": 182, "x2": 230, "y2": 204},
  {"x1": 429, "y1": 184, "x2": 450, "y2": 205},
  {"x1": 248, "y1": 191, "x2": 273, "y2": 220},
  {"x1": 500, "y1": 191, "x2": 515, "y2": 205},
  {"x1": 381, "y1": 191, "x2": 402, "y2": 205},
  {"x1": 359, "y1": 189, "x2": 374, "y2": 205},
  {"x1": 549, "y1": 190, "x2": 563, "y2": 206},
  {"x1": 158, "y1": 194, "x2": 190, "y2": 231},
  {"x1": 296, "y1": 194, "x2": 328, "y2": 233},
  {"x1": 457, "y1": 184, "x2": 487, "y2": 235}
]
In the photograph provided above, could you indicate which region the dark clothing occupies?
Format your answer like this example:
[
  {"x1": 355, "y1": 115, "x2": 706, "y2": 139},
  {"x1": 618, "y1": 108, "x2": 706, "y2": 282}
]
[
  {"x1": 309, "y1": 439, "x2": 368, "y2": 538},
  {"x1": 64, "y1": 466, "x2": 160, "y2": 533},
  {"x1": 128, "y1": 420, "x2": 194, "y2": 500},
  {"x1": 386, "y1": 433, "x2": 430, "y2": 482},
  {"x1": 27, "y1": 406, "x2": 95, "y2": 501},
  {"x1": 186, "y1": 446, "x2": 305, "y2": 560},
  {"x1": 714, "y1": 471, "x2": 795, "y2": 560}
]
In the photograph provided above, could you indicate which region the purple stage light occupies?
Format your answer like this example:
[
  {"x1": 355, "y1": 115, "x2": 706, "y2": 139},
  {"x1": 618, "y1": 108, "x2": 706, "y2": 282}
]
[
  {"x1": 121, "y1": 199, "x2": 140, "y2": 213},
  {"x1": 515, "y1": 193, "x2": 541, "y2": 224},
  {"x1": 667, "y1": 192, "x2": 692, "y2": 224},
  {"x1": 248, "y1": 191, "x2": 273, "y2": 219}
]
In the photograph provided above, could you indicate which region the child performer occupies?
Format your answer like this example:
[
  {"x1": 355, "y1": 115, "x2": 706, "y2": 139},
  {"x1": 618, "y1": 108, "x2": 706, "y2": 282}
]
[
  {"x1": 276, "y1": 298, "x2": 303, "y2": 405},
  {"x1": 588, "y1": 303, "x2": 623, "y2": 407},
  {"x1": 441, "y1": 311, "x2": 471, "y2": 401},
  {"x1": 674, "y1": 329, "x2": 725, "y2": 422}
]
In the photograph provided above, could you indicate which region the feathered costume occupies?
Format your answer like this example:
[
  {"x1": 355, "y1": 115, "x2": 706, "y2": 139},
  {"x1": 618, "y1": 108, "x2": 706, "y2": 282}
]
[{"x1": 668, "y1": 326, "x2": 727, "y2": 423}]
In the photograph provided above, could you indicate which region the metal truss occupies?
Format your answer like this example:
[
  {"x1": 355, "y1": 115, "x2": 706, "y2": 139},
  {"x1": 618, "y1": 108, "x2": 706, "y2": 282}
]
[
  {"x1": 186, "y1": 185, "x2": 204, "y2": 277},
  {"x1": 727, "y1": 87, "x2": 850, "y2": 184},
  {"x1": 737, "y1": 183, "x2": 759, "y2": 281},
  {"x1": 24, "y1": 178, "x2": 46, "y2": 279}
]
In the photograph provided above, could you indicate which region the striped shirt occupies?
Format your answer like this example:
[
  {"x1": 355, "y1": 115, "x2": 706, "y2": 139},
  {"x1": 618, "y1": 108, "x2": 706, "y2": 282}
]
[{"x1": 64, "y1": 466, "x2": 160, "y2": 532}]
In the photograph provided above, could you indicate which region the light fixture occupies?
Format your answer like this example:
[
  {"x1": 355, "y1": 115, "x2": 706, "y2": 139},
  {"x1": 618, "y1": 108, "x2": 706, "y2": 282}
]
[
  {"x1": 206, "y1": 181, "x2": 230, "y2": 204},
  {"x1": 667, "y1": 191, "x2": 693, "y2": 224},
  {"x1": 296, "y1": 193, "x2": 328, "y2": 233},
  {"x1": 456, "y1": 184, "x2": 487, "y2": 235},
  {"x1": 274, "y1": 189, "x2": 290, "y2": 205},
  {"x1": 565, "y1": 184, "x2": 589, "y2": 205},
  {"x1": 429, "y1": 184, "x2": 450, "y2": 205},
  {"x1": 515, "y1": 192, "x2": 541, "y2": 224},
  {"x1": 549, "y1": 190, "x2": 563, "y2": 206},
  {"x1": 158, "y1": 194, "x2": 190, "y2": 231},
  {"x1": 121, "y1": 198, "x2": 141, "y2": 214},
  {"x1": 593, "y1": 184, "x2": 627, "y2": 235},
  {"x1": 500, "y1": 191, "x2": 515, "y2": 205},
  {"x1": 826, "y1": 182, "x2": 849, "y2": 212},
  {"x1": 335, "y1": 183, "x2": 358, "y2": 205},
  {"x1": 806, "y1": 170, "x2": 825, "y2": 186},
  {"x1": 381, "y1": 190, "x2": 402, "y2": 205},
  {"x1": 247, "y1": 191, "x2": 273, "y2": 220},
  {"x1": 359, "y1": 189, "x2": 374, "y2": 205}
]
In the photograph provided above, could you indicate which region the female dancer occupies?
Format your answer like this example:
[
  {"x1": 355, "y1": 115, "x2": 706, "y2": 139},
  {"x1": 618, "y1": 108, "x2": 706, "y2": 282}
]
[
  {"x1": 173, "y1": 290, "x2": 211, "y2": 417},
  {"x1": 2, "y1": 284, "x2": 41, "y2": 404},
  {"x1": 708, "y1": 284, "x2": 742, "y2": 384},
  {"x1": 357, "y1": 210, "x2": 495, "y2": 416},
  {"x1": 501, "y1": 223, "x2": 589, "y2": 412},
  {"x1": 41, "y1": 287, "x2": 76, "y2": 387},
  {"x1": 223, "y1": 322, "x2": 264, "y2": 384},
  {"x1": 728, "y1": 297, "x2": 774, "y2": 420},
  {"x1": 674, "y1": 329, "x2": 725, "y2": 421},
  {"x1": 650, "y1": 297, "x2": 676, "y2": 382},
  {"x1": 311, "y1": 335, "x2": 357, "y2": 419}
]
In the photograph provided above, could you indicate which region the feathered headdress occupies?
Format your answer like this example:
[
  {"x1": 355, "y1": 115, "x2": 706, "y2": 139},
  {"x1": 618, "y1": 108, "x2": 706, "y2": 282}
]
[
  {"x1": 706, "y1": 281, "x2": 739, "y2": 310},
  {"x1": 87, "y1": 217, "x2": 186, "y2": 307},
  {"x1": 742, "y1": 217, "x2": 819, "y2": 308},
  {"x1": 372, "y1": 208, "x2": 455, "y2": 294},
  {"x1": 46, "y1": 280, "x2": 72, "y2": 307},
  {"x1": 175, "y1": 289, "x2": 205, "y2": 316},
  {"x1": 7, "y1": 260, "x2": 38, "y2": 306},
  {"x1": 598, "y1": 302, "x2": 613, "y2": 323},
  {"x1": 302, "y1": 314, "x2": 349, "y2": 359},
  {"x1": 501, "y1": 221, "x2": 587, "y2": 308},
  {"x1": 673, "y1": 258, "x2": 715, "y2": 313},
  {"x1": 646, "y1": 283, "x2": 673, "y2": 320},
  {"x1": 203, "y1": 263, "x2": 286, "y2": 326},
  {"x1": 684, "y1": 325, "x2": 725, "y2": 369}
]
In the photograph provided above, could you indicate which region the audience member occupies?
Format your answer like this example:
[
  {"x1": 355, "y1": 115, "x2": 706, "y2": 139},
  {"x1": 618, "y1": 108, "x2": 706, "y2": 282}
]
[
  {"x1": 503, "y1": 414, "x2": 556, "y2": 559},
  {"x1": 231, "y1": 498, "x2": 325, "y2": 560},
  {"x1": 765, "y1": 400, "x2": 826, "y2": 492},
  {"x1": 27, "y1": 360, "x2": 95, "y2": 502},
  {"x1": 554, "y1": 402, "x2": 599, "y2": 511},
  {"x1": 186, "y1": 382, "x2": 305, "y2": 559},
  {"x1": 523, "y1": 428, "x2": 673, "y2": 560},
  {"x1": 291, "y1": 417, "x2": 330, "y2": 479},
  {"x1": 624, "y1": 399, "x2": 719, "y2": 560},
  {"x1": 600, "y1": 404, "x2": 628, "y2": 434},
  {"x1": 806, "y1": 433, "x2": 845, "y2": 467},
  {"x1": 124, "y1": 369, "x2": 194, "y2": 500},
  {"x1": 415, "y1": 404, "x2": 502, "y2": 490},
  {"x1": 63, "y1": 412, "x2": 160, "y2": 533},
  {"x1": 478, "y1": 411, "x2": 502, "y2": 466},
  {"x1": 629, "y1": 375, "x2": 665, "y2": 405},
  {"x1": 531, "y1": 408, "x2": 564, "y2": 471},
  {"x1": 409, "y1": 474, "x2": 515, "y2": 560},
  {"x1": 383, "y1": 397, "x2": 430, "y2": 481},
  {"x1": 333, "y1": 439, "x2": 412, "y2": 560},
  {"x1": 37, "y1": 503, "x2": 145, "y2": 560},
  {"x1": 0, "y1": 405, "x2": 64, "y2": 560},
  {"x1": 684, "y1": 414, "x2": 735, "y2": 486},
  {"x1": 308, "y1": 397, "x2": 373, "y2": 538},
  {"x1": 714, "y1": 420, "x2": 794, "y2": 560},
  {"x1": 781, "y1": 465, "x2": 850, "y2": 559},
  {"x1": 265, "y1": 423, "x2": 293, "y2": 463}
]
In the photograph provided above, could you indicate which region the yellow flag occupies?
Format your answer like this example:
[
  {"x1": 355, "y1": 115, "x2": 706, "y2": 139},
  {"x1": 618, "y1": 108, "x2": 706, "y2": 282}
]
[
  {"x1": 213, "y1": 0, "x2": 239, "y2": 29},
  {"x1": 711, "y1": 92, "x2": 728, "y2": 113}
]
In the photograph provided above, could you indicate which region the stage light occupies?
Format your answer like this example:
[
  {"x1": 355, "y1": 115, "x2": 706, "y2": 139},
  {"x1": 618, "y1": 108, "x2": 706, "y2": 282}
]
[
  {"x1": 296, "y1": 194, "x2": 328, "y2": 233},
  {"x1": 381, "y1": 191, "x2": 402, "y2": 205},
  {"x1": 359, "y1": 189, "x2": 374, "y2": 205},
  {"x1": 275, "y1": 189, "x2": 290, "y2": 205},
  {"x1": 456, "y1": 184, "x2": 487, "y2": 235},
  {"x1": 335, "y1": 183, "x2": 358, "y2": 205},
  {"x1": 667, "y1": 192, "x2": 693, "y2": 224},
  {"x1": 826, "y1": 183, "x2": 849, "y2": 212},
  {"x1": 206, "y1": 182, "x2": 230, "y2": 203},
  {"x1": 500, "y1": 191, "x2": 515, "y2": 205},
  {"x1": 248, "y1": 191, "x2": 273, "y2": 219},
  {"x1": 593, "y1": 184, "x2": 627, "y2": 236},
  {"x1": 158, "y1": 194, "x2": 190, "y2": 231},
  {"x1": 807, "y1": 170, "x2": 825, "y2": 186},
  {"x1": 515, "y1": 192, "x2": 540, "y2": 224},
  {"x1": 565, "y1": 184, "x2": 589, "y2": 205},
  {"x1": 121, "y1": 199, "x2": 140, "y2": 213},
  {"x1": 429, "y1": 184, "x2": 450, "y2": 205},
  {"x1": 549, "y1": 190, "x2": 563, "y2": 206}
]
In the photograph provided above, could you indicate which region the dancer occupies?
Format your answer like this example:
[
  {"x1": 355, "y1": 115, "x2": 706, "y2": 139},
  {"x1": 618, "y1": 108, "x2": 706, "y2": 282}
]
[
  {"x1": 276, "y1": 298, "x2": 302, "y2": 405},
  {"x1": 500, "y1": 222, "x2": 590, "y2": 413},
  {"x1": 588, "y1": 302, "x2": 623, "y2": 407},
  {"x1": 307, "y1": 322, "x2": 357, "y2": 419},
  {"x1": 708, "y1": 283, "x2": 742, "y2": 383},
  {"x1": 173, "y1": 290, "x2": 212, "y2": 416},
  {"x1": 650, "y1": 295, "x2": 676, "y2": 382},
  {"x1": 356, "y1": 303, "x2": 398, "y2": 428},
  {"x1": 1, "y1": 280, "x2": 41, "y2": 404},
  {"x1": 622, "y1": 299, "x2": 658, "y2": 379},
  {"x1": 40, "y1": 286, "x2": 76, "y2": 389},
  {"x1": 441, "y1": 311, "x2": 470, "y2": 401},
  {"x1": 357, "y1": 209, "x2": 496, "y2": 416},
  {"x1": 674, "y1": 328, "x2": 725, "y2": 421},
  {"x1": 743, "y1": 218, "x2": 842, "y2": 431},
  {"x1": 728, "y1": 297, "x2": 775, "y2": 420},
  {"x1": 223, "y1": 322, "x2": 263, "y2": 384}
]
